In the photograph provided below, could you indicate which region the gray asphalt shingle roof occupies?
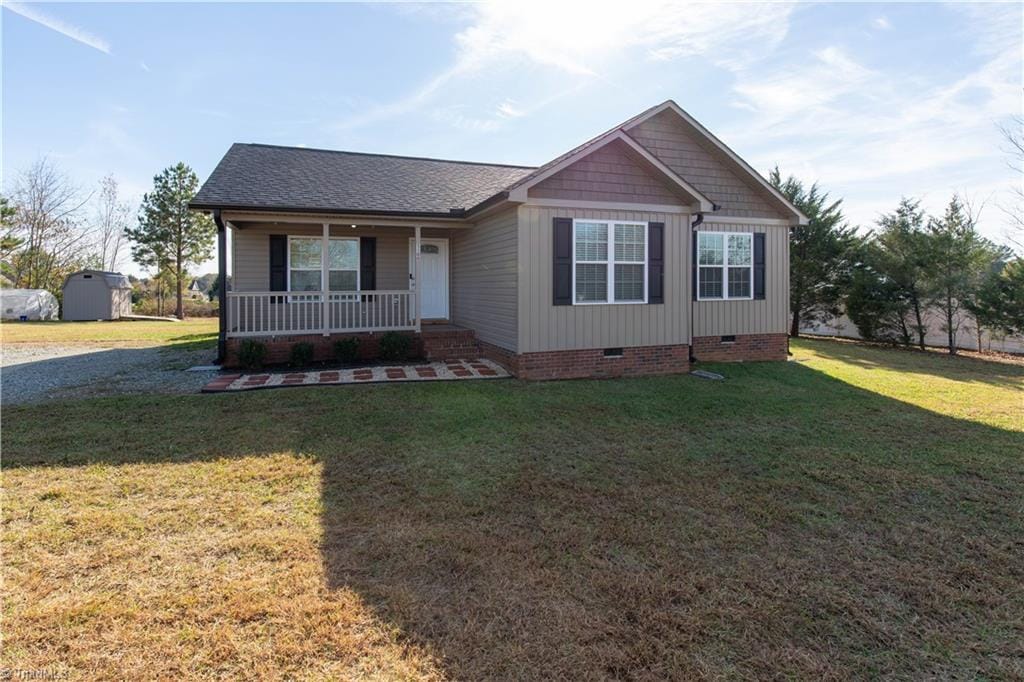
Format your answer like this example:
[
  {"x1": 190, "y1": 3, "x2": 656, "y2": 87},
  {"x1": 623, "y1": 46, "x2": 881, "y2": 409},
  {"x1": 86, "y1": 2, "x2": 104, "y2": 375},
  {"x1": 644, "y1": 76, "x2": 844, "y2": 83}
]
[{"x1": 190, "y1": 143, "x2": 536, "y2": 216}]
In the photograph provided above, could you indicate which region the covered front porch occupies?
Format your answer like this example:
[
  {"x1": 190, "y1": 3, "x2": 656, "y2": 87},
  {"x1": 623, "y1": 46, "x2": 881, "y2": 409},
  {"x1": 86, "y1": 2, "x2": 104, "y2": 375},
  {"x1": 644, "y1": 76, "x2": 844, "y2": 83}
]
[{"x1": 217, "y1": 213, "x2": 463, "y2": 342}]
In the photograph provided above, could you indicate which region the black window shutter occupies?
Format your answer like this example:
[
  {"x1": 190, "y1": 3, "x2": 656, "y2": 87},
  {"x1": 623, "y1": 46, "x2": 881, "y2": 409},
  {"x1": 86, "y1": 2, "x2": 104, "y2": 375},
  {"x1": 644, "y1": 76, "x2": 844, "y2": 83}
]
[
  {"x1": 553, "y1": 217, "x2": 572, "y2": 305},
  {"x1": 753, "y1": 232, "x2": 766, "y2": 300},
  {"x1": 647, "y1": 222, "x2": 664, "y2": 304},
  {"x1": 360, "y1": 237, "x2": 376, "y2": 291},
  {"x1": 692, "y1": 231, "x2": 698, "y2": 301},
  {"x1": 269, "y1": 235, "x2": 287, "y2": 291}
]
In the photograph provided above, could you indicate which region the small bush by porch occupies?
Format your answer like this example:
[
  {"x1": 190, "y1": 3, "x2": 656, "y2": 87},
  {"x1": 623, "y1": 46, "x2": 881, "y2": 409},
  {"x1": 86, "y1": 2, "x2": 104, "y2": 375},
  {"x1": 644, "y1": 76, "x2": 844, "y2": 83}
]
[{"x1": 223, "y1": 326, "x2": 479, "y2": 369}]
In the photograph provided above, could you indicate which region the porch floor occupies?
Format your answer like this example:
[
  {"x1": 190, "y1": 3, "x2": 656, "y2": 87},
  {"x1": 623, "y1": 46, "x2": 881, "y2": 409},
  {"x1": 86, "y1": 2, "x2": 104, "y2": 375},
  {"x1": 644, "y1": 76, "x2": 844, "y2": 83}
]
[{"x1": 202, "y1": 358, "x2": 509, "y2": 393}]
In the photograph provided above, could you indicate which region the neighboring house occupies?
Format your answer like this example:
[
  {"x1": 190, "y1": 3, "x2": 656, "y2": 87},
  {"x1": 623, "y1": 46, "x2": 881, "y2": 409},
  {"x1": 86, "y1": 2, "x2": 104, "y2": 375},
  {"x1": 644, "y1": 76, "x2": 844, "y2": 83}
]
[
  {"x1": 190, "y1": 100, "x2": 807, "y2": 378},
  {"x1": 62, "y1": 270, "x2": 133, "y2": 321},
  {"x1": 187, "y1": 279, "x2": 205, "y2": 300}
]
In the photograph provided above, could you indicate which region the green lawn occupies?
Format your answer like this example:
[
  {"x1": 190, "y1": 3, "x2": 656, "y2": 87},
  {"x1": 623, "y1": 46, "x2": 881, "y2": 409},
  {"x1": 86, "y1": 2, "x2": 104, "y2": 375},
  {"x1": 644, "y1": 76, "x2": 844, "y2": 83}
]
[
  {"x1": 2, "y1": 338, "x2": 1022, "y2": 679},
  {"x1": 0, "y1": 318, "x2": 218, "y2": 346}
]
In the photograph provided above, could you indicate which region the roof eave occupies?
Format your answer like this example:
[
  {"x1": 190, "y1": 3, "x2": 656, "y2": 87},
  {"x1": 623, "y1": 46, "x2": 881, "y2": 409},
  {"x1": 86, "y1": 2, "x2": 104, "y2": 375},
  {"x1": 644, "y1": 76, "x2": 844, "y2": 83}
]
[
  {"x1": 187, "y1": 202, "x2": 470, "y2": 220},
  {"x1": 463, "y1": 191, "x2": 513, "y2": 218}
]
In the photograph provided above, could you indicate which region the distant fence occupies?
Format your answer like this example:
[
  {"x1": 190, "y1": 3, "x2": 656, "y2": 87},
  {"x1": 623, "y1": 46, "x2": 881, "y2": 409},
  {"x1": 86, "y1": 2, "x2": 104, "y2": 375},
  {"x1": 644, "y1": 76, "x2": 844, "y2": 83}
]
[{"x1": 801, "y1": 309, "x2": 1023, "y2": 354}]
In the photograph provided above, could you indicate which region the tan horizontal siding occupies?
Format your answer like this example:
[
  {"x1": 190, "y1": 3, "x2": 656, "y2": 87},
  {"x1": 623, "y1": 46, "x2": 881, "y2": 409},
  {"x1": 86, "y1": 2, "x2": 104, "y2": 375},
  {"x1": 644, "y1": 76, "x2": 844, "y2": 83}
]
[
  {"x1": 528, "y1": 138, "x2": 684, "y2": 206},
  {"x1": 693, "y1": 223, "x2": 790, "y2": 336},
  {"x1": 450, "y1": 208, "x2": 518, "y2": 351},
  {"x1": 629, "y1": 110, "x2": 784, "y2": 219},
  {"x1": 231, "y1": 223, "x2": 453, "y2": 292},
  {"x1": 517, "y1": 205, "x2": 690, "y2": 353}
]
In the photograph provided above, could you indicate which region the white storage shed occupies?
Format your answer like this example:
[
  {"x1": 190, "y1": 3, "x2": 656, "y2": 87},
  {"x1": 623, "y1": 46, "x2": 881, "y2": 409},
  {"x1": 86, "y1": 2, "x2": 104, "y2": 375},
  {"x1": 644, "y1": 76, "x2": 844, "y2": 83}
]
[{"x1": 61, "y1": 270, "x2": 133, "y2": 321}]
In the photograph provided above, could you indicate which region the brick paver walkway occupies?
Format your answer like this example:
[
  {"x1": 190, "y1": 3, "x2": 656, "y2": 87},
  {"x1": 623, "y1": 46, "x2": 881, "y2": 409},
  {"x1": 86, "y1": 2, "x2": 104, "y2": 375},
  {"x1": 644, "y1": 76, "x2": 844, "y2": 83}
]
[{"x1": 203, "y1": 358, "x2": 508, "y2": 393}]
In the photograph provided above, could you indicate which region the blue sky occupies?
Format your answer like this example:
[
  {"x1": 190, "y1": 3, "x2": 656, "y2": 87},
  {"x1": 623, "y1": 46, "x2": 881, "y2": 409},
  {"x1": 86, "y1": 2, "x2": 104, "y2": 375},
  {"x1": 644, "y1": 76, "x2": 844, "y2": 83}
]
[{"x1": 3, "y1": 1, "x2": 1021, "y2": 275}]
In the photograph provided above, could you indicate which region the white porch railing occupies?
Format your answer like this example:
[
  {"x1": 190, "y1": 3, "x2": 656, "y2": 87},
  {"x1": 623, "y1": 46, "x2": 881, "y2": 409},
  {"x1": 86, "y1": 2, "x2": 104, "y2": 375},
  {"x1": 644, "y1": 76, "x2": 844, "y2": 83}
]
[{"x1": 226, "y1": 290, "x2": 416, "y2": 337}]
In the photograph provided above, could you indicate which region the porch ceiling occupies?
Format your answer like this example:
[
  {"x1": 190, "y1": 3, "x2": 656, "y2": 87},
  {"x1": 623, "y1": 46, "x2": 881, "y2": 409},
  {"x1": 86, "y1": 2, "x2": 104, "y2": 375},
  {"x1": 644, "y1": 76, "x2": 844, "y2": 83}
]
[{"x1": 223, "y1": 211, "x2": 471, "y2": 230}]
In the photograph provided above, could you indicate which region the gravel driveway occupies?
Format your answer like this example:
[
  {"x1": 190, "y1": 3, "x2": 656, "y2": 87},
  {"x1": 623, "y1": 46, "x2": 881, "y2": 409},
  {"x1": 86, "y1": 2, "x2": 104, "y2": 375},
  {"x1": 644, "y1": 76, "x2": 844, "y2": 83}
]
[{"x1": 2, "y1": 343, "x2": 219, "y2": 405}]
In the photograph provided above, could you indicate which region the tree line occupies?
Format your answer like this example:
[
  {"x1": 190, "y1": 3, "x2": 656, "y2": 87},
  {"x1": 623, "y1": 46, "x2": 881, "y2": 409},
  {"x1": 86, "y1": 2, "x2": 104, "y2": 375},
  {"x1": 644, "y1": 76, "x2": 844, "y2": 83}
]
[
  {"x1": 771, "y1": 170, "x2": 1023, "y2": 354},
  {"x1": 1, "y1": 158, "x2": 213, "y2": 319}
]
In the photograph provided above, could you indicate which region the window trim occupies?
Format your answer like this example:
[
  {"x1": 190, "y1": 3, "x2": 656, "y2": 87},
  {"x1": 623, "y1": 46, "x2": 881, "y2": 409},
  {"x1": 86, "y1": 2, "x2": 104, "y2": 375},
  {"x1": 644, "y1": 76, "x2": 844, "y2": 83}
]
[
  {"x1": 286, "y1": 235, "x2": 360, "y2": 298},
  {"x1": 696, "y1": 231, "x2": 754, "y2": 301},
  {"x1": 571, "y1": 219, "x2": 648, "y2": 305}
]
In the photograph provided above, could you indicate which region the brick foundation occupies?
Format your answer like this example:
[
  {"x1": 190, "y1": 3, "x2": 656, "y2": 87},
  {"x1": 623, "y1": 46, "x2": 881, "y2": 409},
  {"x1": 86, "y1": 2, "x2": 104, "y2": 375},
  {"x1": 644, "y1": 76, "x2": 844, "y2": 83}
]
[
  {"x1": 691, "y1": 333, "x2": 788, "y2": 362},
  {"x1": 477, "y1": 339, "x2": 521, "y2": 375},
  {"x1": 225, "y1": 331, "x2": 785, "y2": 376},
  {"x1": 515, "y1": 344, "x2": 690, "y2": 380},
  {"x1": 420, "y1": 326, "x2": 479, "y2": 361}
]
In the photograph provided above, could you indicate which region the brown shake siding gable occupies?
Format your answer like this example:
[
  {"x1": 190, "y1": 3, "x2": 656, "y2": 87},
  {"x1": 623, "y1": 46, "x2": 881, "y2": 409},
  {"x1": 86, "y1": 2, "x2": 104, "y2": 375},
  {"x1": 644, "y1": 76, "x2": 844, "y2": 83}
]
[
  {"x1": 528, "y1": 138, "x2": 686, "y2": 205},
  {"x1": 629, "y1": 110, "x2": 784, "y2": 219}
]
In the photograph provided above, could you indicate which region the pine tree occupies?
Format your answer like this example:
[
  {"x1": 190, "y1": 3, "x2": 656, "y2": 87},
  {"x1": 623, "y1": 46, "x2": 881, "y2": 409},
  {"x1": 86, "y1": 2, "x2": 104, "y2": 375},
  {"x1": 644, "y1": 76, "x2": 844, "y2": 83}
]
[
  {"x1": 126, "y1": 163, "x2": 214, "y2": 319},
  {"x1": 769, "y1": 168, "x2": 858, "y2": 337},
  {"x1": 874, "y1": 198, "x2": 931, "y2": 349},
  {"x1": 925, "y1": 197, "x2": 1004, "y2": 354}
]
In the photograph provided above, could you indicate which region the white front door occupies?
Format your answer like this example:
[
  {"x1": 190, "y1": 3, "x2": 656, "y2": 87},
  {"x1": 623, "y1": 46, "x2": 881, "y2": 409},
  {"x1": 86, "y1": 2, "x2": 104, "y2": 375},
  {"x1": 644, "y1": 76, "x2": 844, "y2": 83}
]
[{"x1": 409, "y1": 237, "x2": 449, "y2": 320}]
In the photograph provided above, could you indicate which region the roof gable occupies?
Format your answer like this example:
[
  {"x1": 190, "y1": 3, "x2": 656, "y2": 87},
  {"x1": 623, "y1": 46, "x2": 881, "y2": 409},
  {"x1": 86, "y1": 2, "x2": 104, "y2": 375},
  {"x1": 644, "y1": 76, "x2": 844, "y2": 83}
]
[
  {"x1": 528, "y1": 137, "x2": 696, "y2": 207},
  {"x1": 624, "y1": 102, "x2": 808, "y2": 224},
  {"x1": 508, "y1": 130, "x2": 713, "y2": 212}
]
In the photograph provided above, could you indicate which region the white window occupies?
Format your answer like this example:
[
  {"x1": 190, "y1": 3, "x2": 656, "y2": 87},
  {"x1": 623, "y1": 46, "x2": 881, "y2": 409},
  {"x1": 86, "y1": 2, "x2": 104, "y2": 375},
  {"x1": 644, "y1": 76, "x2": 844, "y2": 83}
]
[
  {"x1": 697, "y1": 232, "x2": 753, "y2": 300},
  {"x1": 288, "y1": 236, "x2": 359, "y2": 294},
  {"x1": 573, "y1": 219, "x2": 647, "y2": 304}
]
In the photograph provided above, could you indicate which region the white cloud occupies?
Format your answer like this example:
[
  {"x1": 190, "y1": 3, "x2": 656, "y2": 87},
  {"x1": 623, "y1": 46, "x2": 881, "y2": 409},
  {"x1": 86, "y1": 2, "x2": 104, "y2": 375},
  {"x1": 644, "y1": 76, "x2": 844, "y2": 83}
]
[
  {"x1": 334, "y1": 1, "x2": 797, "y2": 132},
  {"x1": 430, "y1": 107, "x2": 503, "y2": 133},
  {"x1": 724, "y1": 5, "x2": 1021, "y2": 244},
  {"x1": 872, "y1": 16, "x2": 892, "y2": 31},
  {"x1": 139, "y1": 61, "x2": 151, "y2": 72},
  {"x1": 496, "y1": 99, "x2": 525, "y2": 119},
  {"x1": 731, "y1": 46, "x2": 873, "y2": 125},
  {"x1": 4, "y1": 2, "x2": 111, "y2": 54}
]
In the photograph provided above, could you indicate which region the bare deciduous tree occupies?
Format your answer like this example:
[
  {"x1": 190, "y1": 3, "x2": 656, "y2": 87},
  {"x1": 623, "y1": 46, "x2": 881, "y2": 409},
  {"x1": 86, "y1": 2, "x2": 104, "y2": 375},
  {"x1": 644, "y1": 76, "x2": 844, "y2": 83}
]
[
  {"x1": 8, "y1": 158, "x2": 94, "y2": 292},
  {"x1": 998, "y1": 115, "x2": 1023, "y2": 251},
  {"x1": 94, "y1": 174, "x2": 131, "y2": 271}
]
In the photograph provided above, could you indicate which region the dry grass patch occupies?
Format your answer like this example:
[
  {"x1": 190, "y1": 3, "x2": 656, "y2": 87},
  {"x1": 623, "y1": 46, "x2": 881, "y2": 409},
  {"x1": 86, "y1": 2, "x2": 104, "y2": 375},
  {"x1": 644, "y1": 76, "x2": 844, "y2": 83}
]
[
  {"x1": 4, "y1": 453, "x2": 442, "y2": 680},
  {"x1": 3, "y1": 338, "x2": 1023, "y2": 679},
  {"x1": 0, "y1": 318, "x2": 218, "y2": 346}
]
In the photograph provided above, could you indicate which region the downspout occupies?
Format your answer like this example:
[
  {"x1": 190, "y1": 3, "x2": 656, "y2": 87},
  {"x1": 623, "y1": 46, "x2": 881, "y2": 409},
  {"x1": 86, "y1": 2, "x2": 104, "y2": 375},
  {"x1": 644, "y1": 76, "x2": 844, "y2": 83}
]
[
  {"x1": 688, "y1": 212, "x2": 704, "y2": 364},
  {"x1": 212, "y1": 209, "x2": 228, "y2": 364},
  {"x1": 689, "y1": 204, "x2": 720, "y2": 363}
]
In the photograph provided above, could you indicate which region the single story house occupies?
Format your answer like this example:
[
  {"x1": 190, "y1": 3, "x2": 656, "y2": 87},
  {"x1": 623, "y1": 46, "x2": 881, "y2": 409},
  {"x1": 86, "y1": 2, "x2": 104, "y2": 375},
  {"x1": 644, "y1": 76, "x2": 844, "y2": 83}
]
[
  {"x1": 188, "y1": 279, "x2": 206, "y2": 299},
  {"x1": 190, "y1": 100, "x2": 807, "y2": 379}
]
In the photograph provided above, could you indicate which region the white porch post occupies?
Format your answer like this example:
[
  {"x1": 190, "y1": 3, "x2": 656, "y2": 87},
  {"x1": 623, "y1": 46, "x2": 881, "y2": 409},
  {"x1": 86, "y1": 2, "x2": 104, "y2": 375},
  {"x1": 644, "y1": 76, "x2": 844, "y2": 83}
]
[
  {"x1": 321, "y1": 222, "x2": 330, "y2": 336},
  {"x1": 414, "y1": 225, "x2": 422, "y2": 332}
]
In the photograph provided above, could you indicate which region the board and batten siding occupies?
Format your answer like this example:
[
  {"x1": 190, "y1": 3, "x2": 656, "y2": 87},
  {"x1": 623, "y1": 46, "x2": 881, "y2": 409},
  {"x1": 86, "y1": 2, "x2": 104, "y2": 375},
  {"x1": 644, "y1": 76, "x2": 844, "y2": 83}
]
[
  {"x1": 517, "y1": 205, "x2": 691, "y2": 353},
  {"x1": 693, "y1": 222, "x2": 790, "y2": 336},
  {"x1": 629, "y1": 110, "x2": 784, "y2": 220},
  {"x1": 450, "y1": 207, "x2": 518, "y2": 351},
  {"x1": 231, "y1": 223, "x2": 451, "y2": 292}
]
